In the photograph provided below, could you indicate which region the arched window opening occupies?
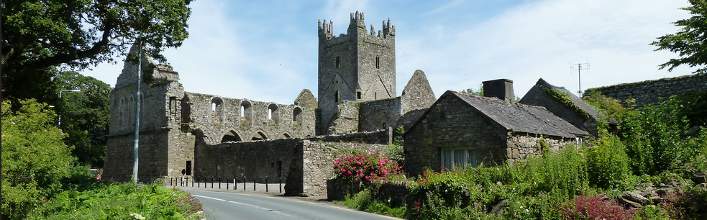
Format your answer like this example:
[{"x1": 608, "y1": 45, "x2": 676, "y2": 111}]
[
  {"x1": 335, "y1": 56, "x2": 341, "y2": 69},
  {"x1": 211, "y1": 98, "x2": 223, "y2": 112},
  {"x1": 375, "y1": 56, "x2": 380, "y2": 69},
  {"x1": 293, "y1": 107, "x2": 303, "y2": 125},
  {"x1": 221, "y1": 131, "x2": 242, "y2": 143},
  {"x1": 357, "y1": 91, "x2": 362, "y2": 100},
  {"x1": 210, "y1": 97, "x2": 224, "y2": 123},
  {"x1": 252, "y1": 131, "x2": 268, "y2": 140},
  {"x1": 210, "y1": 97, "x2": 223, "y2": 112},
  {"x1": 334, "y1": 91, "x2": 340, "y2": 103},
  {"x1": 240, "y1": 101, "x2": 252, "y2": 120},
  {"x1": 268, "y1": 104, "x2": 279, "y2": 122}
]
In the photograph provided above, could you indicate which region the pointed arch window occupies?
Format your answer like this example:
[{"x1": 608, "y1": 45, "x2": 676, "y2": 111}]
[
  {"x1": 293, "y1": 107, "x2": 303, "y2": 125},
  {"x1": 375, "y1": 56, "x2": 380, "y2": 69}
]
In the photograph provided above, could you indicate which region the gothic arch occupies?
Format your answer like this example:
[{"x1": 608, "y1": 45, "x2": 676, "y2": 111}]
[
  {"x1": 251, "y1": 131, "x2": 268, "y2": 141},
  {"x1": 221, "y1": 130, "x2": 242, "y2": 143},
  {"x1": 293, "y1": 107, "x2": 303, "y2": 125}
]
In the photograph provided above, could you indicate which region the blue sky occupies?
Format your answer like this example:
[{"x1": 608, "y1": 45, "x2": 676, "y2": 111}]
[{"x1": 83, "y1": 0, "x2": 695, "y2": 104}]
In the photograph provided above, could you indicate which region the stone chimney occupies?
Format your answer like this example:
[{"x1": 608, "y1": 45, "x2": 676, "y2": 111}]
[{"x1": 482, "y1": 79, "x2": 514, "y2": 102}]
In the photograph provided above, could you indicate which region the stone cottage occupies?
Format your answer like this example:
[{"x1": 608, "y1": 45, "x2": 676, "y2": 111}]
[
  {"x1": 520, "y1": 78, "x2": 599, "y2": 135},
  {"x1": 404, "y1": 79, "x2": 589, "y2": 176}
]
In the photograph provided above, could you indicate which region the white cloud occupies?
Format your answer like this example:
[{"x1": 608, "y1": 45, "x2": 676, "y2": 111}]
[
  {"x1": 321, "y1": 0, "x2": 369, "y2": 27},
  {"x1": 397, "y1": 0, "x2": 694, "y2": 98},
  {"x1": 83, "y1": 0, "x2": 695, "y2": 104}
]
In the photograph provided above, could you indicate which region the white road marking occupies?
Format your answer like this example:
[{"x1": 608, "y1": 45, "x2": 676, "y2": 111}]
[
  {"x1": 193, "y1": 194, "x2": 295, "y2": 218},
  {"x1": 200, "y1": 190, "x2": 400, "y2": 220}
]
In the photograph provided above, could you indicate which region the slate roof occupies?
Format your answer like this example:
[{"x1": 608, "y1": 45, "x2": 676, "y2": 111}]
[
  {"x1": 451, "y1": 91, "x2": 590, "y2": 138},
  {"x1": 536, "y1": 78, "x2": 600, "y2": 120}
]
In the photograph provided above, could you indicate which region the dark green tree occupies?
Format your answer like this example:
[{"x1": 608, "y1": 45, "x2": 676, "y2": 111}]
[
  {"x1": 1, "y1": 0, "x2": 193, "y2": 101},
  {"x1": 1, "y1": 99, "x2": 74, "y2": 219},
  {"x1": 54, "y1": 71, "x2": 111, "y2": 168},
  {"x1": 652, "y1": 0, "x2": 707, "y2": 73}
]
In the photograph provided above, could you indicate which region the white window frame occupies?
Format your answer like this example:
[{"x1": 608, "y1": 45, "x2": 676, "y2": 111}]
[{"x1": 440, "y1": 148, "x2": 479, "y2": 170}]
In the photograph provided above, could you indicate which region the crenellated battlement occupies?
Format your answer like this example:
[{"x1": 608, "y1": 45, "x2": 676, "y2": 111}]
[{"x1": 318, "y1": 11, "x2": 395, "y2": 43}]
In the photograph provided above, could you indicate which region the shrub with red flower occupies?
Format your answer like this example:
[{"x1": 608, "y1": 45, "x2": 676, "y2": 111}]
[
  {"x1": 563, "y1": 195, "x2": 636, "y2": 220},
  {"x1": 333, "y1": 151, "x2": 401, "y2": 184}
]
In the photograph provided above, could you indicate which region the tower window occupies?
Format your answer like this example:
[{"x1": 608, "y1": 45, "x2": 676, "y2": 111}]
[
  {"x1": 357, "y1": 91, "x2": 362, "y2": 99},
  {"x1": 335, "y1": 56, "x2": 341, "y2": 68},
  {"x1": 375, "y1": 56, "x2": 380, "y2": 69},
  {"x1": 335, "y1": 91, "x2": 340, "y2": 103}
]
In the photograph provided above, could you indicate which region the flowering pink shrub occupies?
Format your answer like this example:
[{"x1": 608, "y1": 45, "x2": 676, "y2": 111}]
[
  {"x1": 333, "y1": 151, "x2": 401, "y2": 184},
  {"x1": 563, "y1": 195, "x2": 635, "y2": 220}
]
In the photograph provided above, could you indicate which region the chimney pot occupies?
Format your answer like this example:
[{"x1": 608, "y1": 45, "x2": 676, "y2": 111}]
[{"x1": 482, "y1": 79, "x2": 514, "y2": 102}]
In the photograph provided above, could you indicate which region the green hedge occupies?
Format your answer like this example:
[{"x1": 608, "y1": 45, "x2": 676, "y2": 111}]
[
  {"x1": 28, "y1": 183, "x2": 201, "y2": 219},
  {"x1": 407, "y1": 146, "x2": 589, "y2": 219}
]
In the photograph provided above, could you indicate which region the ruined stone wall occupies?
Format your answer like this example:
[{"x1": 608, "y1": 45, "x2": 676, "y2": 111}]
[
  {"x1": 327, "y1": 101, "x2": 360, "y2": 134},
  {"x1": 184, "y1": 92, "x2": 315, "y2": 144},
  {"x1": 192, "y1": 134, "x2": 389, "y2": 197},
  {"x1": 400, "y1": 70, "x2": 436, "y2": 114},
  {"x1": 308, "y1": 128, "x2": 391, "y2": 144},
  {"x1": 104, "y1": 50, "x2": 182, "y2": 181},
  {"x1": 505, "y1": 134, "x2": 576, "y2": 164},
  {"x1": 106, "y1": 48, "x2": 316, "y2": 182},
  {"x1": 104, "y1": 130, "x2": 169, "y2": 182},
  {"x1": 193, "y1": 139, "x2": 302, "y2": 182},
  {"x1": 301, "y1": 140, "x2": 389, "y2": 197},
  {"x1": 584, "y1": 73, "x2": 707, "y2": 106},
  {"x1": 404, "y1": 95, "x2": 508, "y2": 176},
  {"x1": 358, "y1": 98, "x2": 401, "y2": 131}
]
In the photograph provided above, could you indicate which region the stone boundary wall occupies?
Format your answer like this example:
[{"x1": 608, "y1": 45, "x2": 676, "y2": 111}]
[
  {"x1": 505, "y1": 134, "x2": 577, "y2": 164},
  {"x1": 584, "y1": 73, "x2": 707, "y2": 106},
  {"x1": 301, "y1": 140, "x2": 389, "y2": 197},
  {"x1": 193, "y1": 139, "x2": 302, "y2": 183},
  {"x1": 307, "y1": 128, "x2": 392, "y2": 145},
  {"x1": 193, "y1": 136, "x2": 390, "y2": 197},
  {"x1": 358, "y1": 98, "x2": 402, "y2": 132}
]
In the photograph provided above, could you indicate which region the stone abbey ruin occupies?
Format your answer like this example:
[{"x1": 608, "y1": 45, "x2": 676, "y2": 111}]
[{"x1": 105, "y1": 12, "x2": 707, "y2": 197}]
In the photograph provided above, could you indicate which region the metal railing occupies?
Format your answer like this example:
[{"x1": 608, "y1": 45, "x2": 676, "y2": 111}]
[{"x1": 168, "y1": 176, "x2": 284, "y2": 193}]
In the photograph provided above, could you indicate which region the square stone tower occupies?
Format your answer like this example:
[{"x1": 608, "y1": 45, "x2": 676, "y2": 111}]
[{"x1": 317, "y1": 11, "x2": 396, "y2": 134}]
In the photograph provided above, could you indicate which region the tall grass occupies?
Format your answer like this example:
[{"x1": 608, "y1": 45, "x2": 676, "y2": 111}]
[{"x1": 28, "y1": 183, "x2": 201, "y2": 219}]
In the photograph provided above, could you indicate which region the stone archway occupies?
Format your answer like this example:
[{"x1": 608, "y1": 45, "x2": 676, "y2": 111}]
[{"x1": 221, "y1": 130, "x2": 242, "y2": 143}]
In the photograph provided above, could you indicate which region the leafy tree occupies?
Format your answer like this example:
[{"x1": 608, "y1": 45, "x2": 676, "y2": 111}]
[
  {"x1": 1, "y1": 0, "x2": 193, "y2": 100},
  {"x1": 459, "y1": 85, "x2": 483, "y2": 96},
  {"x1": 652, "y1": 0, "x2": 707, "y2": 73},
  {"x1": 54, "y1": 71, "x2": 111, "y2": 168},
  {"x1": 1, "y1": 99, "x2": 75, "y2": 219}
]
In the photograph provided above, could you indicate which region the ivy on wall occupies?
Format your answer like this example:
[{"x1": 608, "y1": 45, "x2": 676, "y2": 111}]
[{"x1": 543, "y1": 87, "x2": 592, "y2": 120}]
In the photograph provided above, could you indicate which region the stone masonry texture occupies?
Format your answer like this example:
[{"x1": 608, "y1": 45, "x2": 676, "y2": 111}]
[
  {"x1": 103, "y1": 45, "x2": 316, "y2": 182},
  {"x1": 105, "y1": 11, "x2": 590, "y2": 192},
  {"x1": 584, "y1": 73, "x2": 707, "y2": 106}
]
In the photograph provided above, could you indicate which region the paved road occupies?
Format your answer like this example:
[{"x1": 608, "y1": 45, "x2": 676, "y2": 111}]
[{"x1": 181, "y1": 188, "x2": 398, "y2": 220}]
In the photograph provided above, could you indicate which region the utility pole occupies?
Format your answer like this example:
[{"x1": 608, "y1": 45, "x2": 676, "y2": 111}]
[
  {"x1": 132, "y1": 41, "x2": 143, "y2": 184},
  {"x1": 572, "y1": 63, "x2": 590, "y2": 95}
]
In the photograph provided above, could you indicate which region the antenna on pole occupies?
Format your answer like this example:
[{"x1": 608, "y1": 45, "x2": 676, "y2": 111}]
[{"x1": 571, "y1": 63, "x2": 590, "y2": 96}]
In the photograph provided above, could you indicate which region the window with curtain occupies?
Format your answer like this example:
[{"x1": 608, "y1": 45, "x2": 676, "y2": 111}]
[{"x1": 441, "y1": 148, "x2": 481, "y2": 170}]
